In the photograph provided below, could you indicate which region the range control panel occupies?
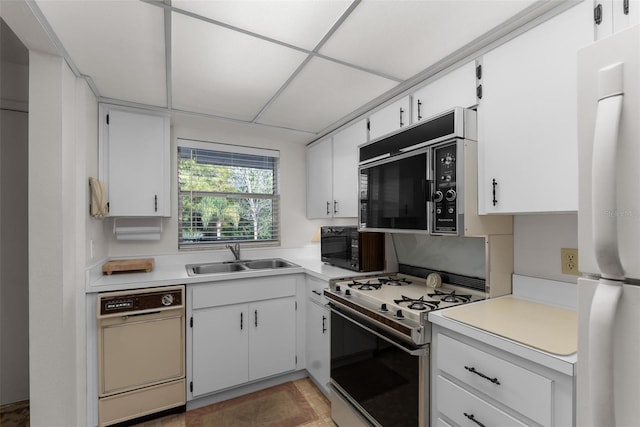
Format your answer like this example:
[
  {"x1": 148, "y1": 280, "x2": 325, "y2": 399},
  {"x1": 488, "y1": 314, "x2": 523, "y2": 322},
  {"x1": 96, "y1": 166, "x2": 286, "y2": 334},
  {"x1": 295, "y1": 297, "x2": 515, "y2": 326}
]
[{"x1": 432, "y1": 142, "x2": 458, "y2": 234}]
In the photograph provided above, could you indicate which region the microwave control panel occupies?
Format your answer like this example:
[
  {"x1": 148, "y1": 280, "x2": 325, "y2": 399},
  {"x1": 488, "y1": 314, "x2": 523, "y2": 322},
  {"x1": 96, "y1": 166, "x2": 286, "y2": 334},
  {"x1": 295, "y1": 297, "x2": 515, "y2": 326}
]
[{"x1": 432, "y1": 142, "x2": 458, "y2": 234}]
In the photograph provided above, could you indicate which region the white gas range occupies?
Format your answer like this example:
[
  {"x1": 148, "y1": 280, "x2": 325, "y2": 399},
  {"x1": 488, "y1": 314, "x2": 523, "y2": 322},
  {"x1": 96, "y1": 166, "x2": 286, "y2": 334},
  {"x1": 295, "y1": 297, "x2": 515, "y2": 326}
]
[
  {"x1": 325, "y1": 265, "x2": 486, "y2": 427},
  {"x1": 325, "y1": 269, "x2": 486, "y2": 346}
]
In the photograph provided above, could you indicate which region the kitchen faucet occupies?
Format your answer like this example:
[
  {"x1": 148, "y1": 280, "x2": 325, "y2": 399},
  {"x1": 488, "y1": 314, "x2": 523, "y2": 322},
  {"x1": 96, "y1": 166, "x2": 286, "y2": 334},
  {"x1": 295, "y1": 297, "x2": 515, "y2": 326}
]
[{"x1": 226, "y1": 242, "x2": 241, "y2": 260}]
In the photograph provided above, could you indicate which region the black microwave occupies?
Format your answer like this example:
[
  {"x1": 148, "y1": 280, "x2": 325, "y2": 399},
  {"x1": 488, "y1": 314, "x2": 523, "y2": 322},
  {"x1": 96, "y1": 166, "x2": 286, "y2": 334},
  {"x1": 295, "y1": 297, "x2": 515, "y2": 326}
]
[
  {"x1": 320, "y1": 226, "x2": 384, "y2": 272},
  {"x1": 358, "y1": 107, "x2": 476, "y2": 235}
]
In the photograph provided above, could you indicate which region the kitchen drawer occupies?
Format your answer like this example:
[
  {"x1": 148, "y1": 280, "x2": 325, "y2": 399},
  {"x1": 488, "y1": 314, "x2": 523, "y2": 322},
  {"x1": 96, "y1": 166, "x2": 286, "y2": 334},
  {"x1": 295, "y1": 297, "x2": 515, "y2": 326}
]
[
  {"x1": 307, "y1": 276, "x2": 329, "y2": 305},
  {"x1": 437, "y1": 333, "x2": 552, "y2": 426},
  {"x1": 192, "y1": 276, "x2": 296, "y2": 309},
  {"x1": 437, "y1": 375, "x2": 527, "y2": 427}
]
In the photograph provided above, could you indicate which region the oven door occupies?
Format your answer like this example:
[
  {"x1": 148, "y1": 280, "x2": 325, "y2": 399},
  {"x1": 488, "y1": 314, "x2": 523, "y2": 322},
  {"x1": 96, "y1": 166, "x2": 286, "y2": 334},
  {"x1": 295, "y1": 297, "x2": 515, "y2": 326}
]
[
  {"x1": 329, "y1": 304, "x2": 428, "y2": 427},
  {"x1": 359, "y1": 149, "x2": 429, "y2": 233}
]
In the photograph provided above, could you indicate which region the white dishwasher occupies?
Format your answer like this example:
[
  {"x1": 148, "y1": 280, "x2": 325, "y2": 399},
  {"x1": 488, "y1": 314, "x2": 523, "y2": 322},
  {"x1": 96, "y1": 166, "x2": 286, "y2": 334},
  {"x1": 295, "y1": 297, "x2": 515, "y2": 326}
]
[{"x1": 97, "y1": 285, "x2": 186, "y2": 426}]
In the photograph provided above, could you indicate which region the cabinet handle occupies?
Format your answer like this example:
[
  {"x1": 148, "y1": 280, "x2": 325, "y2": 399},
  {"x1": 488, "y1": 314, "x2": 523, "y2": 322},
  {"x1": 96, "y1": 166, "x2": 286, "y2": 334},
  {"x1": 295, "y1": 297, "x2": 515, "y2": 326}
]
[
  {"x1": 255, "y1": 309, "x2": 258, "y2": 327},
  {"x1": 417, "y1": 100, "x2": 422, "y2": 121},
  {"x1": 491, "y1": 179, "x2": 498, "y2": 206},
  {"x1": 476, "y1": 84, "x2": 483, "y2": 100},
  {"x1": 333, "y1": 200, "x2": 338, "y2": 214},
  {"x1": 240, "y1": 312, "x2": 243, "y2": 330},
  {"x1": 465, "y1": 365, "x2": 501, "y2": 385},
  {"x1": 399, "y1": 107, "x2": 405, "y2": 127},
  {"x1": 326, "y1": 201, "x2": 330, "y2": 215},
  {"x1": 154, "y1": 195, "x2": 158, "y2": 212},
  {"x1": 312, "y1": 290, "x2": 322, "y2": 296},
  {"x1": 594, "y1": 3, "x2": 603, "y2": 24},
  {"x1": 322, "y1": 315, "x2": 327, "y2": 334},
  {"x1": 464, "y1": 412, "x2": 486, "y2": 427},
  {"x1": 624, "y1": 0, "x2": 630, "y2": 15}
]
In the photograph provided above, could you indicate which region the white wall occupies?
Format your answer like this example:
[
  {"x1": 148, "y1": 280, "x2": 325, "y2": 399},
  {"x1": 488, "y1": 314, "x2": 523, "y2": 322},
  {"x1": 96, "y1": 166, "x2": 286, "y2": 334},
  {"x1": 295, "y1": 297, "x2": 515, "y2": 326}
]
[
  {"x1": 28, "y1": 52, "x2": 94, "y2": 426},
  {"x1": 513, "y1": 213, "x2": 578, "y2": 283}
]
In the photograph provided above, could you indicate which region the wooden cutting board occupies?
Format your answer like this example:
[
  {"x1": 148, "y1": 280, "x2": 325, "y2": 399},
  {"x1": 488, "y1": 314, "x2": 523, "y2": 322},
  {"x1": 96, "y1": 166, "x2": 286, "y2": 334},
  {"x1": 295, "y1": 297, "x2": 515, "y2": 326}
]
[{"x1": 102, "y1": 258, "x2": 154, "y2": 275}]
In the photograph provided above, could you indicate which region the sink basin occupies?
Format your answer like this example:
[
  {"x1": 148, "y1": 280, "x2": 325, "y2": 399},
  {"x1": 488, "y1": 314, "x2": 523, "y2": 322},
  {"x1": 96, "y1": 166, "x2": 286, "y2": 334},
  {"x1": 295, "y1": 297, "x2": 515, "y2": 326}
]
[
  {"x1": 186, "y1": 258, "x2": 299, "y2": 276},
  {"x1": 243, "y1": 258, "x2": 298, "y2": 270},
  {"x1": 186, "y1": 262, "x2": 247, "y2": 276}
]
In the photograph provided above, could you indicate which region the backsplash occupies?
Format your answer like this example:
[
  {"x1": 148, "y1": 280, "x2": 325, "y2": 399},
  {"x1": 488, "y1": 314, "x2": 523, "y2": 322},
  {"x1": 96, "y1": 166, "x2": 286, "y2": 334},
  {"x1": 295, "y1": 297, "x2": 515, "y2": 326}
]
[{"x1": 392, "y1": 233, "x2": 486, "y2": 279}]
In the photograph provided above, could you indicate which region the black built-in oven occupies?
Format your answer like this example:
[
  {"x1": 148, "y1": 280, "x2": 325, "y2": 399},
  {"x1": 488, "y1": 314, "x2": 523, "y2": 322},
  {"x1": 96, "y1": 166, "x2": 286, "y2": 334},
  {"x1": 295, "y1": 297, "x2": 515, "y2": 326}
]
[
  {"x1": 329, "y1": 304, "x2": 428, "y2": 427},
  {"x1": 320, "y1": 226, "x2": 384, "y2": 272}
]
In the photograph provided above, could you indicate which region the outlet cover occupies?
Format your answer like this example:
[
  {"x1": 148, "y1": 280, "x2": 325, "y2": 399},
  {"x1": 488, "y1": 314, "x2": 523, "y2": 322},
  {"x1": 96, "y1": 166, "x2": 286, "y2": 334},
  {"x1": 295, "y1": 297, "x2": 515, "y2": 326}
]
[{"x1": 561, "y1": 248, "x2": 580, "y2": 276}]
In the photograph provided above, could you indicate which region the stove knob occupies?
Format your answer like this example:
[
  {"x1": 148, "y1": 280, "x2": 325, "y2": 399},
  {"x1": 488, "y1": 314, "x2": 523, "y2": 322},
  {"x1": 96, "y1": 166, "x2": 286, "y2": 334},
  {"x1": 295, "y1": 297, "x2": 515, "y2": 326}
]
[
  {"x1": 335, "y1": 285, "x2": 341, "y2": 292},
  {"x1": 445, "y1": 189, "x2": 457, "y2": 201},
  {"x1": 345, "y1": 289, "x2": 351, "y2": 296},
  {"x1": 395, "y1": 309, "x2": 404, "y2": 319},
  {"x1": 433, "y1": 191, "x2": 444, "y2": 203},
  {"x1": 380, "y1": 303, "x2": 388, "y2": 312}
]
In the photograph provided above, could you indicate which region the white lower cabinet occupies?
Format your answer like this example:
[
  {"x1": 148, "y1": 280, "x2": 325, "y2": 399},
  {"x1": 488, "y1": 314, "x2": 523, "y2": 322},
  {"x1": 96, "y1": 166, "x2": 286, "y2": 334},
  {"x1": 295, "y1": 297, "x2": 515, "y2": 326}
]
[
  {"x1": 432, "y1": 326, "x2": 574, "y2": 427},
  {"x1": 188, "y1": 276, "x2": 297, "y2": 398},
  {"x1": 305, "y1": 277, "x2": 330, "y2": 396}
]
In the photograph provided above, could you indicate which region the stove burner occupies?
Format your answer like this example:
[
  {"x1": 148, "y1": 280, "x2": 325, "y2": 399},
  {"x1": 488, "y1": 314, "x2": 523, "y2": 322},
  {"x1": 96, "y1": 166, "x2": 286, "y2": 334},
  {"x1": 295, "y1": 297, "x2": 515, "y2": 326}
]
[
  {"x1": 379, "y1": 276, "x2": 413, "y2": 286},
  {"x1": 393, "y1": 295, "x2": 440, "y2": 311},
  {"x1": 428, "y1": 289, "x2": 472, "y2": 303},
  {"x1": 346, "y1": 280, "x2": 381, "y2": 291}
]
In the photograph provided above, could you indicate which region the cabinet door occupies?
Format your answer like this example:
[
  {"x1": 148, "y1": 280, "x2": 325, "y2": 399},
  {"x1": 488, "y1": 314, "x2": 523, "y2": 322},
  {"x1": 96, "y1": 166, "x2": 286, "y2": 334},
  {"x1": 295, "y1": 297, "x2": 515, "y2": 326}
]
[
  {"x1": 101, "y1": 105, "x2": 170, "y2": 217},
  {"x1": 368, "y1": 96, "x2": 411, "y2": 141},
  {"x1": 249, "y1": 297, "x2": 296, "y2": 380},
  {"x1": 191, "y1": 305, "x2": 248, "y2": 396},
  {"x1": 596, "y1": 0, "x2": 640, "y2": 40},
  {"x1": 306, "y1": 138, "x2": 333, "y2": 219},
  {"x1": 305, "y1": 300, "x2": 330, "y2": 395},
  {"x1": 412, "y1": 61, "x2": 477, "y2": 123},
  {"x1": 332, "y1": 120, "x2": 366, "y2": 218},
  {"x1": 478, "y1": 2, "x2": 593, "y2": 214}
]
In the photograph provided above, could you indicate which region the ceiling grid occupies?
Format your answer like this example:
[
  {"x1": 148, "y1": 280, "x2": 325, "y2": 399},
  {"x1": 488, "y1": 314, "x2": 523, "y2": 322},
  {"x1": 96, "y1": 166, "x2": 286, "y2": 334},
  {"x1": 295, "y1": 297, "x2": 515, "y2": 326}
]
[{"x1": 29, "y1": 0, "x2": 568, "y2": 142}]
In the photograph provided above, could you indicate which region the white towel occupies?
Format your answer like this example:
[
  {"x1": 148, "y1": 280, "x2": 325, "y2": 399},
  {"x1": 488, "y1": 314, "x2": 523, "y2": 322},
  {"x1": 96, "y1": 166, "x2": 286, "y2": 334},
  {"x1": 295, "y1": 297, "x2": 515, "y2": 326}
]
[{"x1": 89, "y1": 177, "x2": 108, "y2": 218}]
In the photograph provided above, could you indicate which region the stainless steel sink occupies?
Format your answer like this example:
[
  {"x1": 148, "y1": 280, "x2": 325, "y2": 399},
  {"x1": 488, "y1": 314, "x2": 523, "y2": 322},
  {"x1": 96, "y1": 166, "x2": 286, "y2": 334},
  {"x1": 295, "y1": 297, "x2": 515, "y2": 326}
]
[
  {"x1": 243, "y1": 258, "x2": 298, "y2": 270},
  {"x1": 186, "y1": 262, "x2": 247, "y2": 276},
  {"x1": 186, "y1": 258, "x2": 299, "y2": 276}
]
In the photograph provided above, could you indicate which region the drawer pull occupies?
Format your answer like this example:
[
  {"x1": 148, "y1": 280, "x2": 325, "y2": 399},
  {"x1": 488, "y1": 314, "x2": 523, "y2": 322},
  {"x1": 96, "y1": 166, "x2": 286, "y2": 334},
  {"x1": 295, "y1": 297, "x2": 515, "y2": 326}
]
[
  {"x1": 464, "y1": 412, "x2": 486, "y2": 427},
  {"x1": 465, "y1": 366, "x2": 501, "y2": 385},
  {"x1": 312, "y1": 290, "x2": 322, "y2": 296}
]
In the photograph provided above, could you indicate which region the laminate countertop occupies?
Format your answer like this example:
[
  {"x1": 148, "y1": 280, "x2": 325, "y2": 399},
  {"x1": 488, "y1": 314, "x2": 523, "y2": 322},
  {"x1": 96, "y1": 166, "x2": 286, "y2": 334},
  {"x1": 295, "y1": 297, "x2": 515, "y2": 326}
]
[{"x1": 440, "y1": 295, "x2": 577, "y2": 356}]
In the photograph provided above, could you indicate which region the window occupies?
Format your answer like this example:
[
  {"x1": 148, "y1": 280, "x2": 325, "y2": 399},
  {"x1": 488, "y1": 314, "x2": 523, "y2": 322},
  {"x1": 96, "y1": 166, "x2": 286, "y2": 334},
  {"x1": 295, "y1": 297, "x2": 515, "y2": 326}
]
[{"x1": 178, "y1": 139, "x2": 280, "y2": 249}]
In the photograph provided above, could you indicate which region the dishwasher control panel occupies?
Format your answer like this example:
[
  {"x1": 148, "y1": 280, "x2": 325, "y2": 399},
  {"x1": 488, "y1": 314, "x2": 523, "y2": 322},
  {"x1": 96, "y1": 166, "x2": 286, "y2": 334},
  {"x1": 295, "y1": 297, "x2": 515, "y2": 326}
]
[{"x1": 99, "y1": 286, "x2": 184, "y2": 316}]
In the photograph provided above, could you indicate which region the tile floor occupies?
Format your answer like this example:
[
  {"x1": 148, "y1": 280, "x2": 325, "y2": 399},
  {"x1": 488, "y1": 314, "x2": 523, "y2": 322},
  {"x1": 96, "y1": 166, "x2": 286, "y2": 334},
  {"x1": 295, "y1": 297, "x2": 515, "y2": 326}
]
[
  {"x1": 0, "y1": 378, "x2": 334, "y2": 427},
  {"x1": 133, "y1": 378, "x2": 334, "y2": 427}
]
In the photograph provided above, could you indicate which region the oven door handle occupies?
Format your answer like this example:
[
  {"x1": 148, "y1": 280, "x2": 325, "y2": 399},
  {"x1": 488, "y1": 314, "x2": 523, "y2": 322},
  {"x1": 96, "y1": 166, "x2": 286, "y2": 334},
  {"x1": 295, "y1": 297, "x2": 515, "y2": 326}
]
[{"x1": 328, "y1": 303, "x2": 427, "y2": 357}]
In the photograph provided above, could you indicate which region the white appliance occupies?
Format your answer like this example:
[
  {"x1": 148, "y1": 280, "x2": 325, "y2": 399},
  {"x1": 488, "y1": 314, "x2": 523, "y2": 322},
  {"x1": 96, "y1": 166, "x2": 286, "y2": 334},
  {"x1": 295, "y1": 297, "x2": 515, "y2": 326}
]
[{"x1": 577, "y1": 24, "x2": 640, "y2": 427}]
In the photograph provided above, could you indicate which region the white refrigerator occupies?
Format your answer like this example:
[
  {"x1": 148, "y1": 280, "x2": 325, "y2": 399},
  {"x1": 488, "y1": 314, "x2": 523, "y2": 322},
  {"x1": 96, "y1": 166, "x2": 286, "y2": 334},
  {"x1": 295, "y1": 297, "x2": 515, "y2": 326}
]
[{"x1": 577, "y1": 24, "x2": 640, "y2": 427}]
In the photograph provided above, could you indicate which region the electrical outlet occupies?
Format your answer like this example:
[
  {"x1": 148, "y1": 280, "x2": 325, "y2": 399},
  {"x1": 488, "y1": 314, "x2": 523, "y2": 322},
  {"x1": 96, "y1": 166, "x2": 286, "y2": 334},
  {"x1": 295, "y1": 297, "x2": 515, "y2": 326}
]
[{"x1": 561, "y1": 248, "x2": 580, "y2": 276}]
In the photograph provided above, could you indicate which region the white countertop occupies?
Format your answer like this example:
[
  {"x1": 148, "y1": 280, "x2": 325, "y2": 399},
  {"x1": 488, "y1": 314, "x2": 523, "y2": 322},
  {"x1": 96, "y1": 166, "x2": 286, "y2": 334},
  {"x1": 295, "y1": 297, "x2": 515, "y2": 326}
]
[
  {"x1": 86, "y1": 245, "x2": 377, "y2": 293},
  {"x1": 429, "y1": 275, "x2": 577, "y2": 376}
]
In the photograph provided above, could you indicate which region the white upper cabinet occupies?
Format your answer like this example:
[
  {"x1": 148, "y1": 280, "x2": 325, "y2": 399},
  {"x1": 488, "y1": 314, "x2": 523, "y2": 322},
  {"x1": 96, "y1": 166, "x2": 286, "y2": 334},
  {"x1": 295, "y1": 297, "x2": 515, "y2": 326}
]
[
  {"x1": 477, "y1": 1, "x2": 593, "y2": 214},
  {"x1": 368, "y1": 96, "x2": 411, "y2": 141},
  {"x1": 594, "y1": 0, "x2": 640, "y2": 40},
  {"x1": 99, "y1": 104, "x2": 170, "y2": 217},
  {"x1": 412, "y1": 61, "x2": 478, "y2": 123},
  {"x1": 307, "y1": 120, "x2": 365, "y2": 219}
]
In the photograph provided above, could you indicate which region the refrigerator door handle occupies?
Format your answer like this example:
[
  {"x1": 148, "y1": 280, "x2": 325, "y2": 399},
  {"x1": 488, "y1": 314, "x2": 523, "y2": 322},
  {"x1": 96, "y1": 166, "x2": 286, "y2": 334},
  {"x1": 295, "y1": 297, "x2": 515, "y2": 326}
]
[
  {"x1": 592, "y1": 62, "x2": 625, "y2": 280},
  {"x1": 588, "y1": 279, "x2": 622, "y2": 427}
]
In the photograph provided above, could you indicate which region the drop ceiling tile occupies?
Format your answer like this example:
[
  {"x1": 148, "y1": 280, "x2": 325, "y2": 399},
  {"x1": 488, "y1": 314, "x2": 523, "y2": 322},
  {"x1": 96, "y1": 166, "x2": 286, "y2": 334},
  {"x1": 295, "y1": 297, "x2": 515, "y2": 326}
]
[
  {"x1": 172, "y1": 0, "x2": 352, "y2": 50},
  {"x1": 320, "y1": 0, "x2": 536, "y2": 80},
  {"x1": 256, "y1": 56, "x2": 397, "y2": 133},
  {"x1": 36, "y1": 0, "x2": 167, "y2": 107},
  {"x1": 171, "y1": 12, "x2": 308, "y2": 121}
]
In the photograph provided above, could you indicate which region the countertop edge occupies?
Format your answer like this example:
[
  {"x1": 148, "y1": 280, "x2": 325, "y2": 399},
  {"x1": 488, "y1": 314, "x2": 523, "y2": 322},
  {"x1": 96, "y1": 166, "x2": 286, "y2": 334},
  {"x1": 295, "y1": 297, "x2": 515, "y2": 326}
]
[{"x1": 429, "y1": 306, "x2": 577, "y2": 377}]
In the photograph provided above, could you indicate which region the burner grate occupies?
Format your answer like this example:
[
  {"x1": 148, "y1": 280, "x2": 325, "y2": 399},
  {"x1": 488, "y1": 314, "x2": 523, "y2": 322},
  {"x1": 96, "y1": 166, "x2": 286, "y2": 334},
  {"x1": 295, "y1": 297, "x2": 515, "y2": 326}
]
[
  {"x1": 346, "y1": 280, "x2": 381, "y2": 291},
  {"x1": 393, "y1": 295, "x2": 440, "y2": 311},
  {"x1": 379, "y1": 276, "x2": 413, "y2": 286},
  {"x1": 428, "y1": 289, "x2": 472, "y2": 303}
]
